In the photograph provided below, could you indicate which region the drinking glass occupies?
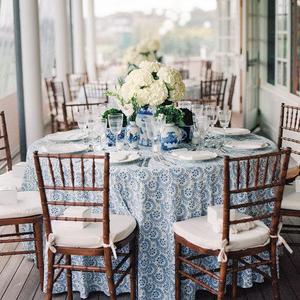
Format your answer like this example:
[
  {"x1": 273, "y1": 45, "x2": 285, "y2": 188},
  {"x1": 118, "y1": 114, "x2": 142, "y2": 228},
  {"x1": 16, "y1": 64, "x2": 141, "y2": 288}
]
[
  {"x1": 108, "y1": 113, "x2": 123, "y2": 148},
  {"x1": 195, "y1": 115, "x2": 209, "y2": 149},
  {"x1": 93, "y1": 118, "x2": 107, "y2": 151},
  {"x1": 145, "y1": 115, "x2": 166, "y2": 153}
]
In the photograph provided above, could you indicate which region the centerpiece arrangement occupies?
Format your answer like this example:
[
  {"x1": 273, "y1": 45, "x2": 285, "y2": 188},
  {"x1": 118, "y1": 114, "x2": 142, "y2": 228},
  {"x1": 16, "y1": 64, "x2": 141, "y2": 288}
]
[
  {"x1": 123, "y1": 39, "x2": 163, "y2": 73},
  {"x1": 106, "y1": 60, "x2": 186, "y2": 150}
]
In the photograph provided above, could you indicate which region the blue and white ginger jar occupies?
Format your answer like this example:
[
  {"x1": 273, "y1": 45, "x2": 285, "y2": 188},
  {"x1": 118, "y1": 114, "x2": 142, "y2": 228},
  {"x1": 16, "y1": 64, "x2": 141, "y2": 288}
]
[
  {"x1": 160, "y1": 123, "x2": 184, "y2": 150},
  {"x1": 126, "y1": 121, "x2": 140, "y2": 149}
]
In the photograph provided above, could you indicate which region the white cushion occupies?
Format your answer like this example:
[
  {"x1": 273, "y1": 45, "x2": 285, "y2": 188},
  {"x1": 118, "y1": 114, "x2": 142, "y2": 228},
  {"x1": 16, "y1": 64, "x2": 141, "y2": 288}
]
[
  {"x1": 51, "y1": 214, "x2": 136, "y2": 248},
  {"x1": 282, "y1": 184, "x2": 300, "y2": 210},
  {"x1": 173, "y1": 216, "x2": 270, "y2": 252},
  {"x1": 12, "y1": 162, "x2": 26, "y2": 178},
  {"x1": 0, "y1": 191, "x2": 42, "y2": 219},
  {"x1": 0, "y1": 171, "x2": 23, "y2": 191}
]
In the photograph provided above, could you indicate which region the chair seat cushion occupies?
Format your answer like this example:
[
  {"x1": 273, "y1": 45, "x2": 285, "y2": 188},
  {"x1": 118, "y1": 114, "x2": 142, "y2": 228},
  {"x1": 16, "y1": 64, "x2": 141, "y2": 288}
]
[
  {"x1": 287, "y1": 157, "x2": 299, "y2": 180},
  {"x1": 282, "y1": 185, "x2": 300, "y2": 210},
  {"x1": 0, "y1": 171, "x2": 23, "y2": 191},
  {"x1": 51, "y1": 214, "x2": 136, "y2": 248},
  {"x1": 0, "y1": 191, "x2": 42, "y2": 219},
  {"x1": 173, "y1": 215, "x2": 270, "y2": 252}
]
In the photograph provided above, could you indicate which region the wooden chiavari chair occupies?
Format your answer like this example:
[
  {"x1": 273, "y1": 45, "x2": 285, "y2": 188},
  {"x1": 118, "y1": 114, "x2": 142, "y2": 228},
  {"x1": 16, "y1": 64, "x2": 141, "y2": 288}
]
[
  {"x1": 227, "y1": 74, "x2": 237, "y2": 110},
  {"x1": 278, "y1": 103, "x2": 300, "y2": 241},
  {"x1": 0, "y1": 111, "x2": 44, "y2": 288},
  {"x1": 83, "y1": 82, "x2": 109, "y2": 105},
  {"x1": 66, "y1": 72, "x2": 89, "y2": 102},
  {"x1": 174, "y1": 149, "x2": 291, "y2": 299},
  {"x1": 199, "y1": 60, "x2": 212, "y2": 80},
  {"x1": 45, "y1": 78, "x2": 68, "y2": 132},
  {"x1": 62, "y1": 102, "x2": 105, "y2": 131},
  {"x1": 33, "y1": 152, "x2": 138, "y2": 300},
  {"x1": 200, "y1": 78, "x2": 228, "y2": 109},
  {"x1": 178, "y1": 69, "x2": 189, "y2": 80}
]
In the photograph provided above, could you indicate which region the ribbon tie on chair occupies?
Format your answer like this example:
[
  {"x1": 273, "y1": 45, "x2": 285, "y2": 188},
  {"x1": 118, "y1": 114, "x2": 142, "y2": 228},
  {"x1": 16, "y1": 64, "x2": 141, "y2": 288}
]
[
  {"x1": 270, "y1": 223, "x2": 293, "y2": 254},
  {"x1": 218, "y1": 239, "x2": 228, "y2": 262},
  {"x1": 46, "y1": 233, "x2": 57, "y2": 253},
  {"x1": 103, "y1": 242, "x2": 117, "y2": 259}
]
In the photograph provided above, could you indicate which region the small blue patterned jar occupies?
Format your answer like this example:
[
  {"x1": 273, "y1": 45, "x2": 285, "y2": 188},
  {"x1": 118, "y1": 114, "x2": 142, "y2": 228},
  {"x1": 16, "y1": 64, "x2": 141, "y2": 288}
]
[
  {"x1": 160, "y1": 123, "x2": 183, "y2": 151},
  {"x1": 126, "y1": 121, "x2": 140, "y2": 149}
]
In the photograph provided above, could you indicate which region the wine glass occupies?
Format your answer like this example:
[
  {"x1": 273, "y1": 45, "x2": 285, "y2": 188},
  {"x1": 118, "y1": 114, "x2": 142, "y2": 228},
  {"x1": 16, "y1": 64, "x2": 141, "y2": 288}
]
[
  {"x1": 75, "y1": 109, "x2": 88, "y2": 134},
  {"x1": 108, "y1": 113, "x2": 123, "y2": 149},
  {"x1": 218, "y1": 108, "x2": 232, "y2": 144},
  {"x1": 218, "y1": 108, "x2": 232, "y2": 131}
]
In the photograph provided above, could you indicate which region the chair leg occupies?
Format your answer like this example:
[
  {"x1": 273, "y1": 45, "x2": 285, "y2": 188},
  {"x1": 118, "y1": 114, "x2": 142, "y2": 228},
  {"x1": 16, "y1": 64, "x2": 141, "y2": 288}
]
[
  {"x1": 104, "y1": 248, "x2": 117, "y2": 300},
  {"x1": 33, "y1": 219, "x2": 44, "y2": 290},
  {"x1": 46, "y1": 250, "x2": 55, "y2": 300},
  {"x1": 270, "y1": 241, "x2": 281, "y2": 300},
  {"x1": 231, "y1": 259, "x2": 238, "y2": 300},
  {"x1": 65, "y1": 255, "x2": 73, "y2": 300},
  {"x1": 175, "y1": 239, "x2": 181, "y2": 300},
  {"x1": 218, "y1": 261, "x2": 228, "y2": 300},
  {"x1": 129, "y1": 236, "x2": 138, "y2": 300}
]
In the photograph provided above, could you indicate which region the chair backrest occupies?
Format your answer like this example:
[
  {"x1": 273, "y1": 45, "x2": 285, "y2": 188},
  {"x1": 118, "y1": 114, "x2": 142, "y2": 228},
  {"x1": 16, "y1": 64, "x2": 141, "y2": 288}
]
[
  {"x1": 0, "y1": 111, "x2": 12, "y2": 171},
  {"x1": 67, "y1": 72, "x2": 89, "y2": 102},
  {"x1": 200, "y1": 78, "x2": 228, "y2": 108},
  {"x1": 199, "y1": 60, "x2": 212, "y2": 80},
  {"x1": 33, "y1": 152, "x2": 110, "y2": 245},
  {"x1": 278, "y1": 103, "x2": 300, "y2": 157},
  {"x1": 179, "y1": 69, "x2": 189, "y2": 80},
  {"x1": 49, "y1": 80, "x2": 67, "y2": 117},
  {"x1": 227, "y1": 74, "x2": 237, "y2": 110},
  {"x1": 83, "y1": 82, "x2": 109, "y2": 105},
  {"x1": 222, "y1": 149, "x2": 291, "y2": 243},
  {"x1": 62, "y1": 102, "x2": 105, "y2": 130},
  {"x1": 45, "y1": 77, "x2": 55, "y2": 115}
]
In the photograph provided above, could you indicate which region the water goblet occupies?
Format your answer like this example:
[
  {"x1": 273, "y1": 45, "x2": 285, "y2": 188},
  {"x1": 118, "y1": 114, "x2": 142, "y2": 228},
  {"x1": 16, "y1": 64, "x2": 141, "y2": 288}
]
[
  {"x1": 218, "y1": 108, "x2": 232, "y2": 144},
  {"x1": 108, "y1": 113, "x2": 123, "y2": 149}
]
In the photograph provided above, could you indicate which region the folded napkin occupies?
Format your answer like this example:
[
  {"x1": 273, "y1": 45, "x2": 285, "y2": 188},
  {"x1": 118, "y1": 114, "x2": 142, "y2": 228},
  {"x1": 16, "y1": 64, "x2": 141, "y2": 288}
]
[
  {"x1": 224, "y1": 141, "x2": 268, "y2": 150},
  {"x1": 12, "y1": 162, "x2": 26, "y2": 178},
  {"x1": 110, "y1": 152, "x2": 128, "y2": 162},
  {"x1": 62, "y1": 206, "x2": 92, "y2": 229},
  {"x1": 0, "y1": 186, "x2": 17, "y2": 205},
  {"x1": 171, "y1": 150, "x2": 216, "y2": 161},
  {"x1": 212, "y1": 213, "x2": 256, "y2": 234},
  {"x1": 207, "y1": 205, "x2": 256, "y2": 234}
]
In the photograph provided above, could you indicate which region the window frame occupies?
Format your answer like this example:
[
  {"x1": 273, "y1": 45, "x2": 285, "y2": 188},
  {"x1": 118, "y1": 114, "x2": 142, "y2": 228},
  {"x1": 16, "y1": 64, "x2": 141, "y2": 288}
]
[{"x1": 274, "y1": 0, "x2": 291, "y2": 90}]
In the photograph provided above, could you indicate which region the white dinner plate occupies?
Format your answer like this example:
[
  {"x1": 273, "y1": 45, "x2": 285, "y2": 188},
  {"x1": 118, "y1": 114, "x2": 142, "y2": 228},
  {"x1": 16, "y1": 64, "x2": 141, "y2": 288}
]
[
  {"x1": 170, "y1": 150, "x2": 218, "y2": 161},
  {"x1": 211, "y1": 127, "x2": 251, "y2": 136},
  {"x1": 47, "y1": 130, "x2": 87, "y2": 142},
  {"x1": 40, "y1": 143, "x2": 89, "y2": 154},
  {"x1": 223, "y1": 141, "x2": 270, "y2": 150},
  {"x1": 96, "y1": 151, "x2": 141, "y2": 164}
]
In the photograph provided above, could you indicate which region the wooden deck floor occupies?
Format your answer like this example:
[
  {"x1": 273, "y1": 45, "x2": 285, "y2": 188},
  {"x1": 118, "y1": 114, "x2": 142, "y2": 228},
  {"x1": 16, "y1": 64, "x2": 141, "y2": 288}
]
[{"x1": 1, "y1": 220, "x2": 300, "y2": 300}]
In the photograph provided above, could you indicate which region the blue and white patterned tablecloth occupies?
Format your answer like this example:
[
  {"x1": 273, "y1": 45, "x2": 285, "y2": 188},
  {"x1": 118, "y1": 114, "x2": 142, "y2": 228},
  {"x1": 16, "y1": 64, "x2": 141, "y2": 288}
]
[{"x1": 22, "y1": 132, "x2": 277, "y2": 299}]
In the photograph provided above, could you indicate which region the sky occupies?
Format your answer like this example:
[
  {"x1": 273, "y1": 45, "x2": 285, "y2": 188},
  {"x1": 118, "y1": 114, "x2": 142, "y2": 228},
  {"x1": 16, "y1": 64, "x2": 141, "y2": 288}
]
[{"x1": 92, "y1": 0, "x2": 217, "y2": 17}]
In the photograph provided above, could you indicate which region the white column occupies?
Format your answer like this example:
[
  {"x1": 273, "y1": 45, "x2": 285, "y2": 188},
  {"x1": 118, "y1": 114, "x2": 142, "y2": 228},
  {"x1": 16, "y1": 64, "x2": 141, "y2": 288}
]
[
  {"x1": 86, "y1": 0, "x2": 97, "y2": 81},
  {"x1": 20, "y1": 0, "x2": 44, "y2": 145},
  {"x1": 53, "y1": 0, "x2": 70, "y2": 84},
  {"x1": 72, "y1": 0, "x2": 85, "y2": 73}
]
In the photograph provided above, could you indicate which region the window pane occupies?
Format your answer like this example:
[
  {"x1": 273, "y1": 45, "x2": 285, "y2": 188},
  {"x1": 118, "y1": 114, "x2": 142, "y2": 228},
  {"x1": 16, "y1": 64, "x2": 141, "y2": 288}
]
[
  {"x1": 0, "y1": 0, "x2": 16, "y2": 98},
  {"x1": 267, "y1": 0, "x2": 275, "y2": 85}
]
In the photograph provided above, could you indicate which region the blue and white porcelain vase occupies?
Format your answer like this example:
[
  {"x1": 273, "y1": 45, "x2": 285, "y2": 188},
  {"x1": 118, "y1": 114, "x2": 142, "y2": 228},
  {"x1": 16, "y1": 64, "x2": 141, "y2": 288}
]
[
  {"x1": 135, "y1": 106, "x2": 153, "y2": 146},
  {"x1": 160, "y1": 123, "x2": 183, "y2": 151},
  {"x1": 126, "y1": 121, "x2": 140, "y2": 149}
]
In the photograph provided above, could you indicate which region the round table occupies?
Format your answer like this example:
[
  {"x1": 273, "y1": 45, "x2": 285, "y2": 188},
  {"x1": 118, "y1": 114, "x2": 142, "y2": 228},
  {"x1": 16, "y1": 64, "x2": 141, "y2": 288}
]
[{"x1": 22, "y1": 132, "x2": 277, "y2": 299}]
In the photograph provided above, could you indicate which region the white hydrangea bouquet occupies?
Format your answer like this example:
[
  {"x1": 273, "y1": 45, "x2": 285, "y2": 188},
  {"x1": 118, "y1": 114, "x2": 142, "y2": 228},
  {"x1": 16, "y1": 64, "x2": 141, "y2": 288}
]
[
  {"x1": 108, "y1": 61, "x2": 186, "y2": 121},
  {"x1": 123, "y1": 39, "x2": 163, "y2": 72}
]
